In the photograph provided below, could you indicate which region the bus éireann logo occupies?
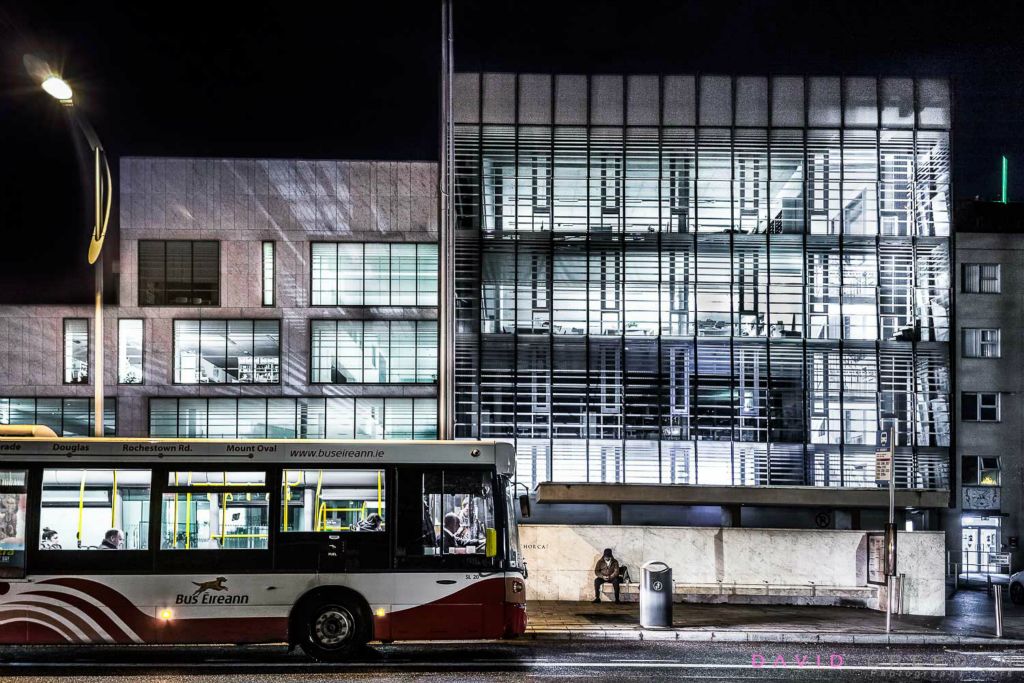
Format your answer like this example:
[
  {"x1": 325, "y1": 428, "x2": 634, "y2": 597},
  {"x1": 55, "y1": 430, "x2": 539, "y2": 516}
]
[
  {"x1": 192, "y1": 577, "x2": 228, "y2": 596},
  {"x1": 176, "y1": 577, "x2": 249, "y2": 605}
]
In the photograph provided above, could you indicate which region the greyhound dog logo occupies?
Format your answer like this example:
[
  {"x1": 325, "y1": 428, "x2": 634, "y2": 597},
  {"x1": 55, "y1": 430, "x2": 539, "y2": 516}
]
[{"x1": 192, "y1": 577, "x2": 228, "y2": 596}]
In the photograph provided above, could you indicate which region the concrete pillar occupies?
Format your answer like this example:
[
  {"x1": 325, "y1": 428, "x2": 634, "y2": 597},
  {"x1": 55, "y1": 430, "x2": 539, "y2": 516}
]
[
  {"x1": 833, "y1": 510, "x2": 853, "y2": 530},
  {"x1": 720, "y1": 504, "x2": 741, "y2": 527},
  {"x1": 608, "y1": 503, "x2": 622, "y2": 525}
]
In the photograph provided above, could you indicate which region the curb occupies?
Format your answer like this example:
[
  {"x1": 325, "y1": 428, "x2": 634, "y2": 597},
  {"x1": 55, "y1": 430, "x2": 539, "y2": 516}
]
[{"x1": 526, "y1": 629, "x2": 1024, "y2": 646}]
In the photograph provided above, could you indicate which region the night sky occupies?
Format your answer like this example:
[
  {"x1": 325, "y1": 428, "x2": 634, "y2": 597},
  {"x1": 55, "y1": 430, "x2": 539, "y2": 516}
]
[{"x1": 1, "y1": 0, "x2": 1021, "y2": 303}]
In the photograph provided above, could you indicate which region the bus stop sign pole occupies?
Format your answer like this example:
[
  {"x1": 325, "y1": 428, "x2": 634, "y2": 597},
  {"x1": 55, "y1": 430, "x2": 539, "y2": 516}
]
[{"x1": 876, "y1": 428, "x2": 896, "y2": 632}]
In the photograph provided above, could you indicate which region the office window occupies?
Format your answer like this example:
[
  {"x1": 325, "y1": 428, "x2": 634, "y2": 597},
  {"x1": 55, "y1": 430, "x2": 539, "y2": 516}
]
[
  {"x1": 0, "y1": 398, "x2": 116, "y2": 437},
  {"x1": 311, "y1": 320, "x2": 436, "y2": 384},
  {"x1": 962, "y1": 263, "x2": 1000, "y2": 294},
  {"x1": 962, "y1": 456, "x2": 1000, "y2": 486},
  {"x1": 961, "y1": 392, "x2": 1000, "y2": 422},
  {"x1": 311, "y1": 243, "x2": 438, "y2": 306},
  {"x1": 149, "y1": 397, "x2": 436, "y2": 440},
  {"x1": 39, "y1": 469, "x2": 151, "y2": 550},
  {"x1": 262, "y1": 241, "x2": 275, "y2": 307},
  {"x1": 63, "y1": 319, "x2": 88, "y2": 384},
  {"x1": 962, "y1": 328, "x2": 1000, "y2": 358},
  {"x1": 138, "y1": 240, "x2": 220, "y2": 306},
  {"x1": 118, "y1": 319, "x2": 144, "y2": 384},
  {"x1": 173, "y1": 320, "x2": 280, "y2": 384}
]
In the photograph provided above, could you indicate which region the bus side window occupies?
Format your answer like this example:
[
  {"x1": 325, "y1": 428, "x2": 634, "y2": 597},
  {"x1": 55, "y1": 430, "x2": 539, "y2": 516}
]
[
  {"x1": 280, "y1": 469, "x2": 385, "y2": 532},
  {"x1": 161, "y1": 471, "x2": 268, "y2": 550},
  {"x1": 0, "y1": 470, "x2": 28, "y2": 578},
  {"x1": 39, "y1": 469, "x2": 151, "y2": 550}
]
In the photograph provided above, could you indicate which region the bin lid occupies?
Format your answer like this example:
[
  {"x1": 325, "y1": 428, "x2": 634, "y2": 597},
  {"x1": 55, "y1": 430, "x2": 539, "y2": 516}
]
[{"x1": 642, "y1": 560, "x2": 670, "y2": 571}]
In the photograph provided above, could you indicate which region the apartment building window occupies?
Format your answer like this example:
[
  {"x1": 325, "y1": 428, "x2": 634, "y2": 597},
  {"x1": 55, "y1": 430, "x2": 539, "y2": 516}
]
[
  {"x1": 962, "y1": 328, "x2": 1000, "y2": 358},
  {"x1": 118, "y1": 319, "x2": 144, "y2": 384},
  {"x1": 311, "y1": 243, "x2": 438, "y2": 306},
  {"x1": 262, "y1": 241, "x2": 275, "y2": 307},
  {"x1": 961, "y1": 392, "x2": 1000, "y2": 422},
  {"x1": 962, "y1": 456, "x2": 1000, "y2": 486},
  {"x1": 962, "y1": 263, "x2": 1000, "y2": 294},
  {"x1": 138, "y1": 240, "x2": 220, "y2": 306},
  {"x1": 63, "y1": 319, "x2": 88, "y2": 384},
  {"x1": 0, "y1": 397, "x2": 115, "y2": 436},
  {"x1": 310, "y1": 320, "x2": 437, "y2": 384},
  {"x1": 173, "y1": 320, "x2": 280, "y2": 384}
]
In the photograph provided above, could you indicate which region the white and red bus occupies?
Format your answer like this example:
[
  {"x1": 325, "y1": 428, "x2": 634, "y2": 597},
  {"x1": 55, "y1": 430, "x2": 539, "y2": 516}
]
[{"x1": 0, "y1": 437, "x2": 527, "y2": 660}]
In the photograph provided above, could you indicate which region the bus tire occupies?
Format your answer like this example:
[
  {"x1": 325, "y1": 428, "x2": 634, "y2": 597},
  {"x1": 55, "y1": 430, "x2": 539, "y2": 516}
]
[{"x1": 296, "y1": 596, "x2": 370, "y2": 662}]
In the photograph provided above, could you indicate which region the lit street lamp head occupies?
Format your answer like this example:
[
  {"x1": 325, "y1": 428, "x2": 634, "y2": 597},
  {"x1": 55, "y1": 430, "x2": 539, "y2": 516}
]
[
  {"x1": 41, "y1": 76, "x2": 73, "y2": 103},
  {"x1": 23, "y1": 54, "x2": 73, "y2": 103}
]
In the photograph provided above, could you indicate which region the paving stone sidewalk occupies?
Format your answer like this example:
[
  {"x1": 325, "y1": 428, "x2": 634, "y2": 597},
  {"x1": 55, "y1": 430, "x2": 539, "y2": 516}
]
[{"x1": 524, "y1": 593, "x2": 1024, "y2": 645}]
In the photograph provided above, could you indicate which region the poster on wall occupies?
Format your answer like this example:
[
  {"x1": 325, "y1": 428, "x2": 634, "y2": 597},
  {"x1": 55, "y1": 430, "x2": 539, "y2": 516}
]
[{"x1": 867, "y1": 532, "x2": 886, "y2": 585}]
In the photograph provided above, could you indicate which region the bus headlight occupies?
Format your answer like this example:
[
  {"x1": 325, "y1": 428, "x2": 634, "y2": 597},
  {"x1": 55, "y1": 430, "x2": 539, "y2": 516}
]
[
  {"x1": 160, "y1": 608, "x2": 173, "y2": 620},
  {"x1": 512, "y1": 579, "x2": 524, "y2": 593}
]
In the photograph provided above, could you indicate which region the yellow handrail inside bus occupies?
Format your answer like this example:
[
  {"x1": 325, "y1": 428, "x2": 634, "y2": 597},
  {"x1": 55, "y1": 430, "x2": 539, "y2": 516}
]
[
  {"x1": 185, "y1": 492, "x2": 192, "y2": 549},
  {"x1": 76, "y1": 470, "x2": 87, "y2": 548},
  {"x1": 220, "y1": 492, "x2": 230, "y2": 541},
  {"x1": 173, "y1": 472, "x2": 179, "y2": 548},
  {"x1": 377, "y1": 470, "x2": 382, "y2": 518},
  {"x1": 185, "y1": 472, "x2": 193, "y2": 549},
  {"x1": 313, "y1": 471, "x2": 324, "y2": 531},
  {"x1": 282, "y1": 470, "x2": 303, "y2": 531},
  {"x1": 111, "y1": 469, "x2": 117, "y2": 529},
  {"x1": 317, "y1": 503, "x2": 368, "y2": 531}
]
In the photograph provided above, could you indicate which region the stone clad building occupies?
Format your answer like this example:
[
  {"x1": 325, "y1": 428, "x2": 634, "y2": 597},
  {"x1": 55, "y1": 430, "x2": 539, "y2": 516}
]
[{"x1": 0, "y1": 158, "x2": 440, "y2": 439}]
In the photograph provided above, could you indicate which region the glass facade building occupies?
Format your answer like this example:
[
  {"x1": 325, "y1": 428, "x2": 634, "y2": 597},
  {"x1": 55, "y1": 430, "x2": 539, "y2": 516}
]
[{"x1": 452, "y1": 73, "x2": 952, "y2": 490}]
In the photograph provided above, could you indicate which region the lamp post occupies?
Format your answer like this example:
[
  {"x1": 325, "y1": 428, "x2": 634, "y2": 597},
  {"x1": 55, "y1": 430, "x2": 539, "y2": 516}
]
[{"x1": 26, "y1": 56, "x2": 113, "y2": 437}]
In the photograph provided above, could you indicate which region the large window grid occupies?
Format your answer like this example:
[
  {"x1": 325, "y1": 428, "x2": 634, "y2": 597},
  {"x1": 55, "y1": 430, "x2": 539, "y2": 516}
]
[
  {"x1": 454, "y1": 74, "x2": 951, "y2": 489},
  {"x1": 149, "y1": 397, "x2": 437, "y2": 440},
  {"x1": 310, "y1": 320, "x2": 438, "y2": 384},
  {"x1": 173, "y1": 320, "x2": 280, "y2": 384},
  {"x1": 0, "y1": 398, "x2": 116, "y2": 436},
  {"x1": 138, "y1": 240, "x2": 220, "y2": 306},
  {"x1": 311, "y1": 243, "x2": 438, "y2": 306}
]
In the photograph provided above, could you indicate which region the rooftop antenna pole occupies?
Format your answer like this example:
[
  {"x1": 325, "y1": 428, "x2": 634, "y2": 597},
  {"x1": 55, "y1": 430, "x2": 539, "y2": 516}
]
[{"x1": 1002, "y1": 156, "x2": 1008, "y2": 204}]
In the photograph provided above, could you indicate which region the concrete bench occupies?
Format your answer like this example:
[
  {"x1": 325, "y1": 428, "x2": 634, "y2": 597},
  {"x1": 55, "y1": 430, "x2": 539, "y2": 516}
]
[{"x1": 602, "y1": 581, "x2": 877, "y2": 607}]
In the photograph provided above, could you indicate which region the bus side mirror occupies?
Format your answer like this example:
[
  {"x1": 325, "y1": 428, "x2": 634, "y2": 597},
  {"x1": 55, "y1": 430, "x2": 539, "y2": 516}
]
[
  {"x1": 519, "y1": 494, "x2": 531, "y2": 518},
  {"x1": 485, "y1": 528, "x2": 497, "y2": 558}
]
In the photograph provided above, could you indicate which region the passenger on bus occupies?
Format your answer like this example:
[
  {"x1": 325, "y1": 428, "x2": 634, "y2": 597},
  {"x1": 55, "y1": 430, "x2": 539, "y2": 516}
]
[
  {"x1": 354, "y1": 513, "x2": 383, "y2": 532},
  {"x1": 40, "y1": 527, "x2": 61, "y2": 549},
  {"x1": 444, "y1": 511, "x2": 481, "y2": 550},
  {"x1": 100, "y1": 528, "x2": 124, "y2": 550},
  {"x1": 456, "y1": 497, "x2": 485, "y2": 542}
]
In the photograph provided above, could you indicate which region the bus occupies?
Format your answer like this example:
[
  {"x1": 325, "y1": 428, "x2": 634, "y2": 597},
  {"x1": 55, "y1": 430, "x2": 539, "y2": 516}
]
[{"x1": 0, "y1": 437, "x2": 527, "y2": 660}]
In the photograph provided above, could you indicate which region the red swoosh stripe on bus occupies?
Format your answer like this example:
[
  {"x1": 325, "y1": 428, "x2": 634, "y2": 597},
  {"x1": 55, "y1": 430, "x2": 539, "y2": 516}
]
[
  {"x1": 38, "y1": 578, "x2": 154, "y2": 636},
  {"x1": 7, "y1": 599, "x2": 107, "y2": 642},
  {"x1": 36, "y1": 578, "x2": 288, "y2": 644},
  {"x1": 0, "y1": 608, "x2": 78, "y2": 643},
  {"x1": 21, "y1": 590, "x2": 137, "y2": 643}
]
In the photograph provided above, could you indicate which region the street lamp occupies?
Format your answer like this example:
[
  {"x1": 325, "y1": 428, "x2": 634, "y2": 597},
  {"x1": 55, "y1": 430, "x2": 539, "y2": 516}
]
[{"x1": 25, "y1": 55, "x2": 112, "y2": 437}]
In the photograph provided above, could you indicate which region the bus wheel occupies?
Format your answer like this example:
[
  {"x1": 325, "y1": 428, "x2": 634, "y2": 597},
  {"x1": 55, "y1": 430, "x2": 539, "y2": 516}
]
[{"x1": 299, "y1": 600, "x2": 368, "y2": 661}]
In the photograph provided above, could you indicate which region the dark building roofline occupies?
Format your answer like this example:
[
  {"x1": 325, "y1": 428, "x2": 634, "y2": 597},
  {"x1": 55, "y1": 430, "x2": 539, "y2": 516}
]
[{"x1": 956, "y1": 200, "x2": 1024, "y2": 234}]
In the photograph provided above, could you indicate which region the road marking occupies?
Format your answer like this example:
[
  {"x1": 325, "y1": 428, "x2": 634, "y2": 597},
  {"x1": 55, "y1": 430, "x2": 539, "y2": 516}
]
[{"x1": 4, "y1": 661, "x2": 1024, "y2": 673}]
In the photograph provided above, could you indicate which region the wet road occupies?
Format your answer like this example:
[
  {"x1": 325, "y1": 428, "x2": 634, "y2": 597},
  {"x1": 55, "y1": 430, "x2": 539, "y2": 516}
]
[{"x1": 2, "y1": 640, "x2": 1024, "y2": 681}]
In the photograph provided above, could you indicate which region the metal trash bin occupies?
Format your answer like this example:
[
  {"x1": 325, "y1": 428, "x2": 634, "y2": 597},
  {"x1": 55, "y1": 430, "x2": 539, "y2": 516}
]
[{"x1": 640, "y1": 560, "x2": 673, "y2": 628}]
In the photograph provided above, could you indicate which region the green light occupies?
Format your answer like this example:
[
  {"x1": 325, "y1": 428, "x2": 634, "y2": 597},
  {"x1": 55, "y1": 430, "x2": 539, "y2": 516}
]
[{"x1": 1002, "y1": 156, "x2": 1008, "y2": 204}]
